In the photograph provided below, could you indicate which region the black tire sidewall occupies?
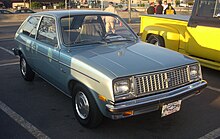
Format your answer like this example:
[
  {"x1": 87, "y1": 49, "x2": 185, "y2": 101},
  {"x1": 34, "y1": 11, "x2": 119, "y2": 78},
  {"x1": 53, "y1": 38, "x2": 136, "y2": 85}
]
[
  {"x1": 72, "y1": 85, "x2": 90, "y2": 125},
  {"x1": 148, "y1": 35, "x2": 165, "y2": 47},
  {"x1": 20, "y1": 55, "x2": 35, "y2": 81},
  {"x1": 72, "y1": 83, "x2": 103, "y2": 128}
]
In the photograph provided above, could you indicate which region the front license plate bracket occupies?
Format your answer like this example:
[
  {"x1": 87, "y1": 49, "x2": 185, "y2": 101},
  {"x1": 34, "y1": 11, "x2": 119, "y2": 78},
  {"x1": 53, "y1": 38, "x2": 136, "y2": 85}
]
[{"x1": 161, "y1": 100, "x2": 182, "y2": 117}]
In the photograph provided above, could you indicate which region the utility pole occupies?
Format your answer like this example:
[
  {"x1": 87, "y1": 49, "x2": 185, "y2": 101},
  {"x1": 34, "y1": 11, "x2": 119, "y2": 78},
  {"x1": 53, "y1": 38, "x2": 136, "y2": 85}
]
[
  {"x1": 65, "y1": 0, "x2": 68, "y2": 9},
  {"x1": 29, "y1": 0, "x2": 31, "y2": 9},
  {"x1": 23, "y1": 0, "x2": 26, "y2": 8},
  {"x1": 101, "y1": 0, "x2": 103, "y2": 11},
  {"x1": 128, "y1": 0, "x2": 131, "y2": 23}
]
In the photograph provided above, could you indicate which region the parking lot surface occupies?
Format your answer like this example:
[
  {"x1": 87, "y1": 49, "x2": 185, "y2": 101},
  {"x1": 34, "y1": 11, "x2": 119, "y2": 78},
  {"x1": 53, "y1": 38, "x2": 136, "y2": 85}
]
[{"x1": 0, "y1": 21, "x2": 220, "y2": 139}]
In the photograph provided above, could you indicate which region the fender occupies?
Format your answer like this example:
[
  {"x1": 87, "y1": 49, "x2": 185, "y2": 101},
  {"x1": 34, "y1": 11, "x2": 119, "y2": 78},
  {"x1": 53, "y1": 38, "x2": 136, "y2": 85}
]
[
  {"x1": 141, "y1": 24, "x2": 180, "y2": 51},
  {"x1": 67, "y1": 75, "x2": 111, "y2": 118}
]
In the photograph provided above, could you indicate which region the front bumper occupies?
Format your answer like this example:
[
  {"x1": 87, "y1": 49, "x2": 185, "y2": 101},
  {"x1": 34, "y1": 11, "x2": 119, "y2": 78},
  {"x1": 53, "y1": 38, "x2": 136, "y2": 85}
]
[
  {"x1": 12, "y1": 48, "x2": 19, "y2": 56},
  {"x1": 106, "y1": 80, "x2": 207, "y2": 119}
]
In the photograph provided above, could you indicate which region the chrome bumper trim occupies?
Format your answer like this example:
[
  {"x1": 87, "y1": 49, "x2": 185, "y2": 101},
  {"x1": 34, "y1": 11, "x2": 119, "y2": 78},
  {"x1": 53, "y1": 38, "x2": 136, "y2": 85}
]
[{"x1": 106, "y1": 80, "x2": 207, "y2": 113}]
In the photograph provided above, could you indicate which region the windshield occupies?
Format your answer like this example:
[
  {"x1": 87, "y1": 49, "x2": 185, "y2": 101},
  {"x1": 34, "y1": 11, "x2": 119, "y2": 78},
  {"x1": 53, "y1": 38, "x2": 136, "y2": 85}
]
[{"x1": 60, "y1": 15, "x2": 137, "y2": 46}]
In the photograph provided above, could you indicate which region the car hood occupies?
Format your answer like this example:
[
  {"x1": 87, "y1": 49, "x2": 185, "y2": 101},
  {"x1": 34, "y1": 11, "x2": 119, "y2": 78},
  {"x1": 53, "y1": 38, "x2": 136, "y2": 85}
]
[{"x1": 70, "y1": 41, "x2": 196, "y2": 78}]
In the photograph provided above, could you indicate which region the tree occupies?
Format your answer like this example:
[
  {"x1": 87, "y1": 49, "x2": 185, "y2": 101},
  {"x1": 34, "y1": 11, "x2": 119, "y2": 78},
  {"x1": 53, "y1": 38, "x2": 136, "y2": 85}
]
[
  {"x1": 31, "y1": 2, "x2": 42, "y2": 9},
  {"x1": 58, "y1": 2, "x2": 65, "y2": 8},
  {"x1": 176, "y1": 0, "x2": 180, "y2": 6}
]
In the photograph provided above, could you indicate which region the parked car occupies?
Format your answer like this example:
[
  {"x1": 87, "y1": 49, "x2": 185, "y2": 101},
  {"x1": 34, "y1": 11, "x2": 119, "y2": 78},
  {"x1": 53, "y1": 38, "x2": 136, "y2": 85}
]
[
  {"x1": 139, "y1": 0, "x2": 220, "y2": 70},
  {"x1": 0, "y1": 9, "x2": 13, "y2": 14},
  {"x1": 14, "y1": 8, "x2": 35, "y2": 14},
  {"x1": 13, "y1": 10, "x2": 207, "y2": 128},
  {"x1": 121, "y1": 8, "x2": 139, "y2": 12}
]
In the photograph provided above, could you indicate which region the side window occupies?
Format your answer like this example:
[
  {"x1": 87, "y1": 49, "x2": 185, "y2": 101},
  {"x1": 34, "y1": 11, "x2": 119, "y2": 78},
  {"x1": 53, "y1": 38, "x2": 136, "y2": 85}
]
[
  {"x1": 3, "y1": 10, "x2": 10, "y2": 14},
  {"x1": 27, "y1": 10, "x2": 33, "y2": 13},
  {"x1": 20, "y1": 16, "x2": 40, "y2": 38},
  {"x1": 37, "y1": 17, "x2": 58, "y2": 46},
  {"x1": 197, "y1": 0, "x2": 220, "y2": 17},
  {"x1": 189, "y1": 0, "x2": 220, "y2": 28},
  {"x1": 214, "y1": 0, "x2": 220, "y2": 17}
]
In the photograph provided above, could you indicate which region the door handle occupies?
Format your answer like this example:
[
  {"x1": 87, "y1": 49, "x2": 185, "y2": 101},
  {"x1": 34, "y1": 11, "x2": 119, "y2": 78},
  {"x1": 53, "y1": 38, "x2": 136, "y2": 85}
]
[
  {"x1": 32, "y1": 45, "x2": 36, "y2": 49},
  {"x1": 60, "y1": 68, "x2": 66, "y2": 73},
  {"x1": 30, "y1": 42, "x2": 36, "y2": 49}
]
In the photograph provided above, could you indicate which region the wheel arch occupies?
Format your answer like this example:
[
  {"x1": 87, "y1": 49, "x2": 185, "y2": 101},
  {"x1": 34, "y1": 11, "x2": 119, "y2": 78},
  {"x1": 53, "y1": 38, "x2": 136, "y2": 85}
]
[
  {"x1": 147, "y1": 34, "x2": 165, "y2": 47},
  {"x1": 17, "y1": 49, "x2": 23, "y2": 56},
  {"x1": 68, "y1": 79, "x2": 108, "y2": 117},
  {"x1": 142, "y1": 25, "x2": 180, "y2": 51}
]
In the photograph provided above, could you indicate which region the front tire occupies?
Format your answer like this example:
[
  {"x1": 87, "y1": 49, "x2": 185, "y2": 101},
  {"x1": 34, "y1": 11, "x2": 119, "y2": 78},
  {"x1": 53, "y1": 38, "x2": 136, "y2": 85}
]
[
  {"x1": 20, "y1": 54, "x2": 35, "y2": 81},
  {"x1": 147, "y1": 35, "x2": 165, "y2": 47},
  {"x1": 72, "y1": 83, "x2": 103, "y2": 128}
]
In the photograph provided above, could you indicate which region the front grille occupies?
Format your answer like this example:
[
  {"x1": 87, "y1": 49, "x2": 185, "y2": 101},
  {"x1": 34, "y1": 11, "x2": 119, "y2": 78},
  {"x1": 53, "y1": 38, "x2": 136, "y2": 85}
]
[{"x1": 134, "y1": 66, "x2": 190, "y2": 96}]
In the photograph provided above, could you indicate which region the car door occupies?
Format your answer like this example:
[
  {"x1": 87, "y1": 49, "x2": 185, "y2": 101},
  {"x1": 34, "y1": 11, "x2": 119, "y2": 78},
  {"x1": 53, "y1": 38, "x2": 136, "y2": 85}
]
[
  {"x1": 16, "y1": 16, "x2": 41, "y2": 69},
  {"x1": 34, "y1": 16, "x2": 62, "y2": 87},
  {"x1": 187, "y1": 0, "x2": 220, "y2": 62}
]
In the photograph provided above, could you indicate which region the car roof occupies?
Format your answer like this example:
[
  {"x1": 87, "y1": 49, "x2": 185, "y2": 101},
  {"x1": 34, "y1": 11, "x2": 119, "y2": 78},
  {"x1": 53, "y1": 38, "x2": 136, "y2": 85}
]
[
  {"x1": 33, "y1": 10, "x2": 116, "y2": 18},
  {"x1": 16, "y1": 9, "x2": 32, "y2": 11},
  {"x1": 0, "y1": 9, "x2": 12, "y2": 13}
]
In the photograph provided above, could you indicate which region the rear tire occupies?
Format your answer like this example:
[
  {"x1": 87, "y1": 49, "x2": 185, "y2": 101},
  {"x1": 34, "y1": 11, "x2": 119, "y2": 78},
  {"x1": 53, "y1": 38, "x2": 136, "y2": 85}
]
[
  {"x1": 20, "y1": 54, "x2": 35, "y2": 81},
  {"x1": 72, "y1": 83, "x2": 103, "y2": 128},
  {"x1": 147, "y1": 35, "x2": 165, "y2": 47}
]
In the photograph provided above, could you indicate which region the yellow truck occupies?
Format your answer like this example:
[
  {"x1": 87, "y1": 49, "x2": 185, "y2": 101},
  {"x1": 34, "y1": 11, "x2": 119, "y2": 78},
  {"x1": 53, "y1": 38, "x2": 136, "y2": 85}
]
[{"x1": 140, "y1": 0, "x2": 220, "y2": 70}]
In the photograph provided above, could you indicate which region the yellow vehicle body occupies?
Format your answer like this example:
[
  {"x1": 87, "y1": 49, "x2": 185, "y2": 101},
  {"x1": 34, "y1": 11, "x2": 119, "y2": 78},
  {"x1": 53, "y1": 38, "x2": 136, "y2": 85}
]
[{"x1": 140, "y1": 15, "x2": 220, "y2": 70}]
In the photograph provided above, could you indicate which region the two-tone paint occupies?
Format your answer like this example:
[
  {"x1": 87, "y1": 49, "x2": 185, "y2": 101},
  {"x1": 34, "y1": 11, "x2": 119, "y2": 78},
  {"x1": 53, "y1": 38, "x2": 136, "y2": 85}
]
[{"x1": 14, "y1": 10, "x2": 207, "y2": 119}]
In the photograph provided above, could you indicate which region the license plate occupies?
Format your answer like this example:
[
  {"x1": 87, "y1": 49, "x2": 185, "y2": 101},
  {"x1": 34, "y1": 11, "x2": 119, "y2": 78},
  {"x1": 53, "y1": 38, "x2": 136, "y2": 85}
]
[{"x1": 161, "y1": 100, "x2": 182, "y2": 117}]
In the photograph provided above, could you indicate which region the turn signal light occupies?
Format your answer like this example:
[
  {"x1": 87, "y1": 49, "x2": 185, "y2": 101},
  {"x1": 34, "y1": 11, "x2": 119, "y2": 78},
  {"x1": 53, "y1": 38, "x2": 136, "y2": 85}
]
[
  {"x1": 99, "y1": 95, "x2": 106, "y2": 102},
  {"x1": 123, "y1": 111, "x2": 134, "y2": 116}
]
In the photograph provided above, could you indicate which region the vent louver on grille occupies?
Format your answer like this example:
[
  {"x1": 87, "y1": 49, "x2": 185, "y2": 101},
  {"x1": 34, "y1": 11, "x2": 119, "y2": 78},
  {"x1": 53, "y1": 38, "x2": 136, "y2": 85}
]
[{"x1": 134, "y1": 66, "x2": 190, "y2": 95}]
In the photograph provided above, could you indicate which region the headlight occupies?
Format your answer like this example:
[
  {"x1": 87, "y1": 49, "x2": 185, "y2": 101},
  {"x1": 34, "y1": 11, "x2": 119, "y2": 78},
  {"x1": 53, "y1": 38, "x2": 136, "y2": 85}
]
[
  {"x1": 189, "y1": 64, "x2": 202, "y2": 81},
  {"x1": 114, "y1": 80, "x2": 130, "y2": 95},
  {"x1": 113, "y1": 78, "x2": 136, "y2": 101}
]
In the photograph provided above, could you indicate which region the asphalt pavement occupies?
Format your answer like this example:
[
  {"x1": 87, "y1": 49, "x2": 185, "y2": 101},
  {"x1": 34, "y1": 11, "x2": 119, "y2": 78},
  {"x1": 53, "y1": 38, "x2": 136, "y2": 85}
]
[{"x1": 0, "y1": 20, "x2": 220, "y2": 139}]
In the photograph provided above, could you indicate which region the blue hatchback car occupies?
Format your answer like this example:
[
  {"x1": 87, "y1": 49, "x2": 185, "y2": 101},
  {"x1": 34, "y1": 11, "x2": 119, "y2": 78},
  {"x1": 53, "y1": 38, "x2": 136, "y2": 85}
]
[{"x1": 13, "y1": 10, "x2": 207, "y2": 128}]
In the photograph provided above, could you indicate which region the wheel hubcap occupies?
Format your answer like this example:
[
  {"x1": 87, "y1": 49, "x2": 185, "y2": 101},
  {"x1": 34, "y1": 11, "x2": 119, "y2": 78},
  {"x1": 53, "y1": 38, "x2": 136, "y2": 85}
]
[
  {"x1": 21, "y1": 58, "x2": 27, "y2": 76},
  {"x1": 75, "y1": 91, "x2": 89, "y2": 119}
]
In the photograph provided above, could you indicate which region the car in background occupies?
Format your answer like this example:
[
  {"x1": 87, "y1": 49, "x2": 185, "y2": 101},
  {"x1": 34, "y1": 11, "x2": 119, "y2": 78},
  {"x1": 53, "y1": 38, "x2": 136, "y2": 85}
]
[
  {"x1": 0, "y1": 9, "x2": 13, "y2": 14},
  {"x1": 121, "y1": 8, "x2": 139, "y2": 12},
  {"x1": 139, "y1": 0, "x2": 220, "y2": 71},
  {"x1": 13, "y1": 10, "x2": 207, "y2": 128},
  {"x1": 14, "y1": 8, "x2": 35, "y2": 14}
]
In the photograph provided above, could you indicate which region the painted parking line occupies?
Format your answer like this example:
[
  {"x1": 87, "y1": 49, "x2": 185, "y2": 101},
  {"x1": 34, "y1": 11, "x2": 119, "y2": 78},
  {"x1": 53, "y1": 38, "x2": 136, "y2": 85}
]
[
  {"x1": 0, "y1": 62, "x2": 19, "y2": 67},
  {"x1": 0, "y1": 38, "x2": 14, "y2": 42},
  {"x1": 0, "y1": 46, "x2": 15, "y2": 55},
  {"x1": 198, "y1": 128, "x2": 220, "y2": 139},
  {"x1": 0, "y1": 101, "x2": 50, "y2": 139},
  {"x1": 207, "y1": 86, "x2": 220, "y2": 93}
]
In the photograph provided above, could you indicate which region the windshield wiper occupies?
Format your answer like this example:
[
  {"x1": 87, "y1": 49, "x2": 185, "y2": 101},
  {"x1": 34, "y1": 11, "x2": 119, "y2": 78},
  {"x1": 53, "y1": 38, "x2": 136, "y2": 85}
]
[
  {"x1": 74, "y1": 40, "x2": 106, "y2": 46},
  {"x1": 106, "y1": 38, "x2": 136, "y2": 43}
]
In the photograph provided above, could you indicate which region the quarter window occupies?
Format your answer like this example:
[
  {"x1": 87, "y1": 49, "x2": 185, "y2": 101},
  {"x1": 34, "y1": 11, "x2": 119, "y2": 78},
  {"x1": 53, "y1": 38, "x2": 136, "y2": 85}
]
[
  {"x1": 20, "y1": 16, "x2": 40, "y2": 38},
  {"x1": 37, "y1": 17, "x2": 58, "y2": 46}
]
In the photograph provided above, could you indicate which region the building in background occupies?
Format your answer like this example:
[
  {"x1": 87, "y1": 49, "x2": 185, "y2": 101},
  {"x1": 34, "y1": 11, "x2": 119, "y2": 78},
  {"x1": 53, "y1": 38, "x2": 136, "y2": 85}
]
[
  {"x1": 11, "y1": 0, "x2": 62, "y2": 9},
  {"x1": 9, "y1": 0, "x2": 180, "y2": 9},
  {"x1": 11, "y1": 0, "x2": 29, "y2": 9}
]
